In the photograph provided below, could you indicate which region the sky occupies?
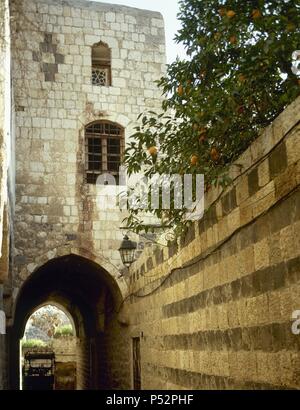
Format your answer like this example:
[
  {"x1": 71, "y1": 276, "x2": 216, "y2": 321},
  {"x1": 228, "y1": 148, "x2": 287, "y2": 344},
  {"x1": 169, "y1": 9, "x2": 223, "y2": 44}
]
[{"x1": 91, "y1": 0, "x2": 186, "y2": 63}]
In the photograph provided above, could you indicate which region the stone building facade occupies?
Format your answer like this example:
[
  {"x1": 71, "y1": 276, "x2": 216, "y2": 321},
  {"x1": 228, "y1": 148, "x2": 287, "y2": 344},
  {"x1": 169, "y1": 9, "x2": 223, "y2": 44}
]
[
  {"x1": 11, "y1": 0, "x2": 166, "y2": 294},
  {"x1": 1, "y1": 0, "x2": 300, "y2": 391},
  {"x1": 1, "y1": 0, "x2": 166, "y2": 390},
  {"x1": 0, "y1": 0, "x2": 15, "y2": 390}
]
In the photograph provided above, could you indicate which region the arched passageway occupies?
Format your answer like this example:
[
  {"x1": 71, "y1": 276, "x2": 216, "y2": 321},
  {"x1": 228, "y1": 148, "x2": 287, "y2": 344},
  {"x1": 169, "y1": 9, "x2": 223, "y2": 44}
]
[
  {"x1": 21, "y1": 303, "x2": 77, "y2": 390},
  {"x1": 10, "y1": 254, "x2": 123, "y2": 390}
]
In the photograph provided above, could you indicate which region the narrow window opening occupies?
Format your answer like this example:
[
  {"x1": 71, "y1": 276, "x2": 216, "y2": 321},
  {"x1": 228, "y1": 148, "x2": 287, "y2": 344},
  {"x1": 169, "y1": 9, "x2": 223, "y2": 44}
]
[{"x1": 91, "y1": 42, "x2": 112, "y2": 86}]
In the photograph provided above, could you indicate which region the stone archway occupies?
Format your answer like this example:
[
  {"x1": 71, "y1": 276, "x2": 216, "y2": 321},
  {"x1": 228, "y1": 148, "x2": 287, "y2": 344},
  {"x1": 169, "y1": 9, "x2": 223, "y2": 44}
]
[
  {"x1": 20, "y1": 302, "x2": 78, "y2": 390},
  {"x1": 10, "y1": 253, "x2": 125, "y2": 390},
  {"x1": 16, "y1": 245, "x2": 127, "y2": 298}
]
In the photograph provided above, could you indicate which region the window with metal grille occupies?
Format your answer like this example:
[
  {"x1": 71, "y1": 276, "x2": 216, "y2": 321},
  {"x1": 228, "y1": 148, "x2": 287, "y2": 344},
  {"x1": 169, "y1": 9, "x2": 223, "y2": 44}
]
[
  {"x1": 85, "y1": 122, "x2": 124, "y2": 185},
  {"x1": 91, "y1": 42, "x2": 111, "y2": 86}
]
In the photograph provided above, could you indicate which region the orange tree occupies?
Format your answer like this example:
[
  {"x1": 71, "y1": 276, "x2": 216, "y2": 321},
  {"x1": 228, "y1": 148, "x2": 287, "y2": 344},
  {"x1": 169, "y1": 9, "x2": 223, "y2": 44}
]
[{"x1": 124, "y1": 0, "x2": 300, "y2": 235}]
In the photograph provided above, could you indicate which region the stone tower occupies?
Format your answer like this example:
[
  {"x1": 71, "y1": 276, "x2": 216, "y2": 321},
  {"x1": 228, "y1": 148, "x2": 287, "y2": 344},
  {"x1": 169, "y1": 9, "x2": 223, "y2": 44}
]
[
  {"x1": 12, "y1": 0, "x2": 165, "y2": 284},
  {"x1": 1, "y1": 0, "x2": 166, "y2": 389}
]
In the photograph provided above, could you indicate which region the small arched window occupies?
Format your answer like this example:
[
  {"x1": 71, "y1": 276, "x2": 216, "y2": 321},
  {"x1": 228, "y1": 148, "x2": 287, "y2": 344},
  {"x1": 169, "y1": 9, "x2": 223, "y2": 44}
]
[
  {"x1": 85, "y1": 121, "x2": 124, "y2": 184},
  {"x1": 91, "y1": 42, "x2": 112, "y2": 86}
]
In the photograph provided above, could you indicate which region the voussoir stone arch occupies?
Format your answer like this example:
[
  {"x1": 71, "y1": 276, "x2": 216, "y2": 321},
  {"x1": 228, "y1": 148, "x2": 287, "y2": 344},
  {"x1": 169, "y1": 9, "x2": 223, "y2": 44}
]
[
  {"x1": 78, "y1": 110, "x2": 135, "y2": 146},
  {"x1": 17, "y1": 245, "x2": 127, "y2": 298}
]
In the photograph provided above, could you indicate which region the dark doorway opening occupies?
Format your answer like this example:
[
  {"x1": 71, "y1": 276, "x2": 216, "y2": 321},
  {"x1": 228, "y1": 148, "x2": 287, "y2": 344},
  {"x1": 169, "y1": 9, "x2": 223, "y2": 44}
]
[
  {"x1": 132, "y1": 337, "x2": 141, "y2": 390},
  {"x1": 10, "y1": 254, "x2": 122, "y2": 390}
]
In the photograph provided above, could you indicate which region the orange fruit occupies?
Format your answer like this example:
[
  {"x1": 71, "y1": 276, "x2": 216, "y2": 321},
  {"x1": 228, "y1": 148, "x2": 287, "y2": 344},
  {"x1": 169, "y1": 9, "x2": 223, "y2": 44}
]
[
  {"x1": 252, "y1": 9, "x2": 262, "y2": 19},
  {"x1": 229, "y1": 35, "x2": 237, "y2": 44},
  {"x1": 226, "y1": 10, "x2": 236, "y2": 18},
  {"x1": 210, "y1": 148, "x2": 220, "y2": 162},
  {"x1": 177, "y1": 84, "x2": 184, "y2": 96},
  {"x1": 148, "y1": 146, "x2": 158, "y2": 156},
  {"x1": 190, "y1": 155, "x2": 199, "y2": 166}
]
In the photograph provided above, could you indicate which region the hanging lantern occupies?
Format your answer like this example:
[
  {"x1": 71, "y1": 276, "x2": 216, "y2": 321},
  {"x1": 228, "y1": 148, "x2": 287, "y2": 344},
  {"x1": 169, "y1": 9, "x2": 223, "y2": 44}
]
[{"x1": 118, "y1": 235, "x2": 137, "y2": 267}]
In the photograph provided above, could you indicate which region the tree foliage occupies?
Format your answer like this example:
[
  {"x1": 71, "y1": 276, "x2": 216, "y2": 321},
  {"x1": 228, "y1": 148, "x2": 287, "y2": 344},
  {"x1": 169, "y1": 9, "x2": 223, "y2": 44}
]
[
  {"x1": 22, "y1": 339, "x2": 47, "y2": 348},
  {"x1": 26, "y1": 306, "x2": 71, "y2": 340},
  {"x1": 54, "y1": 324, "x2": 74, "y2": 338},
  {"x1": 125, "y1": 0, "x2": 300, "y2": 235}
]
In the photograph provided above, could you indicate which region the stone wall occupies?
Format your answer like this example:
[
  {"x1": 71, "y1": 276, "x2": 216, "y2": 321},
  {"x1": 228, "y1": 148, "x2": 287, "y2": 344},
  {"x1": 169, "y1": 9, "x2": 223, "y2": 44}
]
[
  {"x1": 55, "y1": 362, "x2": 76, "y2": 390},
  {"x1": 76, "y1": 338, "x2": 90, "y2": 390},
  {"x1": 8, "y1": 0, "x2": 300, "y2": 391},
  {"x1": 112, "y1": 96, "x2": 300, "y2": 390},
  {"x1": 102, "y1": 315, "x2": 132, "y2": 390},
  {"x1": 0, "y1": 0, "x2": 9, "y2": 283},
  {"x1": 52, "y1": 336, "x2": 77, "y2": 390},
  {"x1": 0, "y1": 0, "x2": 11, "y2": 390},
  {"x1": 52, "y1": 336, "x2": 76, "y2": 363},
  {"x1": 11, "y1": 0, "x2": 166, "y2": 304}
]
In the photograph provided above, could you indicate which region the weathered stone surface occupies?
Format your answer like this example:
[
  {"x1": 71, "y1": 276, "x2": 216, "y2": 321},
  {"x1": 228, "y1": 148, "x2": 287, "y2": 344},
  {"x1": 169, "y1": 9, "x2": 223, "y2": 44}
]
[
  {"x1": 126, "y1": 97, "x2": 300, "y2": 390},
  {"x1": 11, "y1": 0, "x2": 166, "y2": 286},
  {"x1": 1, "y1": 0, "x2": 300, "y2": 392},
  {"x1": 0, "y1": 0, "x2": 166, "y2": 390},
  {"x1": 269, "y1": 142, "x2": 288, "y2": 179},
  {"x1": 221, "y1": 187, "x2": 237, "y2": 216},
  {"x1": 248, "y1": 167, "x2": 259, "y2": 196}
]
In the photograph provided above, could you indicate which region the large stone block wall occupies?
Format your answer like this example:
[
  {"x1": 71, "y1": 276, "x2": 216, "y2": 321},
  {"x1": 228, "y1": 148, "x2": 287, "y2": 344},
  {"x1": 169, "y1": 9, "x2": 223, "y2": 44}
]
[
  {"x1": 46, "y1": 337, "x2": 77, "y2": 390},
  {"x1": 8, "y1": 0, "x2": 300, "y2": 391},
  {"x1": 11, "y1": 0, "x2": 166, "y2": 298},
  {"x1": 52, "y1": 336, "x2": 77, "y2": 363},
  {"x1": 114, "y1": 96, "x2": 300, "y2": 390},
  {"x1": 102, "y1": 314, "x2": 132, "y2": 389}
]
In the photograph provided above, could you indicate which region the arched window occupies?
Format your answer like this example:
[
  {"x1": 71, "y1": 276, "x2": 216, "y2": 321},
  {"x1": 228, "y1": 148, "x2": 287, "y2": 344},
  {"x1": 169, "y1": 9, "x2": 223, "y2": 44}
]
[
  {"x1": 91, "y1": 42, "x2": 111, "y2": 86},
  {"x1": 85, "y1": 121, "x2": 124, "y2": 184}
]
